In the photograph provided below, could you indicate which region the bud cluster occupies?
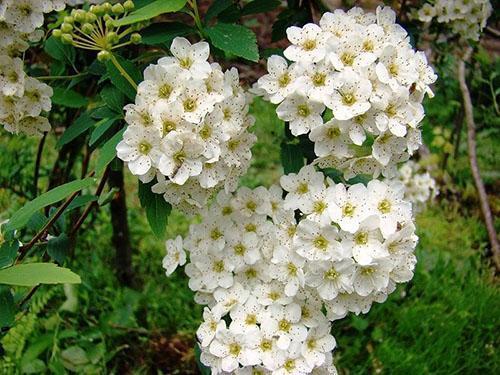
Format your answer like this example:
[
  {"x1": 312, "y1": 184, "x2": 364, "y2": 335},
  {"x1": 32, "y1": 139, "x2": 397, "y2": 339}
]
[{"x1": 51, "y1": 1, "x2": 141, "y2": 60}]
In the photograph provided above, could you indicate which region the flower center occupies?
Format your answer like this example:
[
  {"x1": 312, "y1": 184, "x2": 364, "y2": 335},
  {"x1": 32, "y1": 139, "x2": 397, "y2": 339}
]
[
  {"x1": 234, "y1": 244, "x2": 246, "y2": 256},
  {"x1": 389, "y1": 63, "x2": 399, "y2": 76},
  {"x1": 341, "y1": 92, "x2": 356, "y2": 106},
  {"x1": 313, "y1": 235, "x2": 329, "y2": 250},
  {"x1": 260, "y1": 339, "x2": 273, "y2": 351},
  {"x1": 354, "y1": 114, "x2": 366, "y2": 124},
  {"x1": 363, "y1": 39, "x2": 374, "y2": 52},
  {"x1": 341, "y1": 52, "x2": 355, "y2": 66},
  {"x1": 324, "y1": 267, "x2": 339, "y2": 280},
  {"x1": 246, "y1": 200, "x2": 257, "y2": 212},
  {"x1": 141, "y1": 112, "x2": 152, "y2": 126},
  {"x1": 210, "y1": 228, "x2": 223, "y2": 240},
  {"x1": 228, "y1": 139, "x2": 240, "y2": 151},
  {"x1": 312, "y1": 72, "x2": 326, "y2": 86},
  {"x1": 302, "y1": 39, "x2": 317, "y2": 51},
  {"x1": 183, "y1": 98, "x2": 197, "y2": 112},
  {"x1": 354, "y1": 231, "x2": 369, "y2": 245},
  {"x1": 278, "y1": 73, "x2": 291, "y2": 87},
  {"x1": 173, "y1": 150, "x2": 185, "y2": 164},
  {"x1": 245, "y1": 314, "x2": 257, "y2": 325},
  {"x1": 287, "y1": 225, "x2": 297, "y2": 238},
  {"x1": 268, "y1": 291, "x2": 280, "y2": 301},
  {"x1": 222, "y1": 107, "x2": 232, "y2": 120},
  {"x1": 361, "y1": 266, "x2": 375, "y2": 276},
  {"x1": 245, "y1": 223, "x2": 257, "y2": 232},
  {"x1": 307, "y1": 339, "x2": 317, "y2": 350},
  {"x1": 378, "y1": 199, "x2": 392, "y2": 214},
  {"x1": 297, "y1": 182, "x2": 309, "y2": 194},
  {"x1": 313, "y1": 200, "x2": 327, "y2": 214},
  {"x1": 385, "y1": 103, "x2": 397, "y2": 117},
  {"x1": 212, "y1": 260, "x2": 225, "y2": 273},
  {"x1": 287, "y1": 262, "x2": 297, "y2": 276},
  {"x1": 284, "y1": 359, "x2": 296, "y2": 371},
  {"x1": 245, "y1": 268, "x2": 257, "y2": 278},
  {"x1": 199, "y1": 124, "x2": 212, "y2": 140},
  {"x1": 297, "y1": 104, "x2": 311, "y2": 117},
  {"x1": 342, "y1": 203, "x2": 355, "y2": 217},
  {"x1": 229, "y1": 343, "x2": 241, "y2": 356},
  {"x1": 158, "y1": 84, "x2": 172, "y2": 99},
  {"x1": 179, "y1": 57, "x2": 192, "y2": 69},
  {"x1": 222, "y1": 206, "x2": 232, "y2": 216},
  {"x1": 278, "y1": 319, "x2": 291, "y2": 332},
  {"x1": 327, "y1": 126, "x2": 341, "y2": 139},
  {"x1": 138, "y1": 141, "x2": 151, "y2": 155},
  {"x1": 162, "y1": 120, "x2": 176, "y2": 136}
]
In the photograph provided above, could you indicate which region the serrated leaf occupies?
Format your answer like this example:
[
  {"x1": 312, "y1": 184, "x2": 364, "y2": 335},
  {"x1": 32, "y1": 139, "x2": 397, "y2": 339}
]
[
  {"x1": 95, "y1": 128, "x2": 125, "y2": 175},
  {"x1": 205, "y1": 0, "x2": 234, "y2": 22},
  {"x1": 52, "y1": 87, "x2": 89, "y2": 108},
  {"x1": 100, "y1": 86, "x2": 125, "y2": 113},
  {"x1": 114, "y1": 0, "x2": 188, "y2": 26},
  {"x1": 0, "y1": 263, "x2": 81, "y2": 286},
  {"x1": 105, "y1": 56, "x2": 141, "y2": 100},
  {"x1": 57, "y1": 112, "x2": 95, "y2": 148},
  {"x1": 241, "y1": 0, "x2": 281, "y2": 15},
  {"x1": 5, "y1": 178, "x2": 96, "y2": 231},
  {"x1": 205, "y1": 23, "x2": 259, "y2": 62},
  {"x1": 47, "y1": 233, "x2": 69, "y2": 264},
  {"x1": 44, "y1": 36, "x2": 75, "y2": 66},
  {"x1": 280, "y1": 142, "x2": 304, "y2": 174},
  {"x1": 141, "y1": 22, "x2": 194, "y2": 46},
  {"x1": 138, "y1": 181, "x2": 171, "y2": 238}
]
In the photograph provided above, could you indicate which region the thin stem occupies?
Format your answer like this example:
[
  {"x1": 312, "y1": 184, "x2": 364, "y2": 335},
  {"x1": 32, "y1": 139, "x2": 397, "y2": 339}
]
[
  {"x1": 458, "y1": 46, "x2": 500, "y2": 271},
  {"x1": 33, "y1": 132, "x2": 47, "y2": 196},
  {"x1": 109, "y1": 53, "x2": 138, "y2": 90},
  {"x1": 117, "y1": 27, "x2": 134, "y2": 39},
  {"x1": 36, "y1": 73, "x2": 88, "y2": 81},
  {"x1": 111, "y1": 41, "x2": 132, "y2": 50},
  {"x1": 187, "y1": 0, "x2": 204, "y2": 36}
]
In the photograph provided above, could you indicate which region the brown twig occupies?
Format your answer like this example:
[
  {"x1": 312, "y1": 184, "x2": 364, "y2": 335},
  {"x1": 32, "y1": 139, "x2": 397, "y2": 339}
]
[{"x1": 458, "y1": 46, "x2": 500, "y2": 270}]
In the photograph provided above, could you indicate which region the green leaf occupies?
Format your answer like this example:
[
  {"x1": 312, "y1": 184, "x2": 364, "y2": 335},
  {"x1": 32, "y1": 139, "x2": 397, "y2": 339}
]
[
  {"x1": 205, "y1": 0, "x2": 234, "y2": 22},
  {"x1": 141, "y1": 22, "x2": 194, "y2": 46},
  {"x1": 66, "y1": 194, "x2": 97, "y2": 211},
  {"x1": 52, "y1": 87, "x2": 89, "y2": 108},
  {"x1": 89, "y1": 117, "x2": 119, "y2": 147},
  {"x1": 98, "y1": 187, "x2": 119, "y2": 206},
  {"x1": 280, "y1": 142, "x2": 304, "y2": 174},
  {"x1": 95, "y1": 128, "x2": 125, "y2": 175},
  {"x1": 0, "y1": 286, "x2": 15, "y2": 328},
  {"x1": 0, "y1": 241, "x2": 19, "y2": 269},
  {"x1": 205, "y1": 23, "x2": 259, "y2": 62},
  {"x1": 0, "y1": 263, "x2": 81, "y2": 286},
  {"x1": 100, "y1": 85, "x2": 125, "y2": 113},
  {"x1": 91, "y1": 106, "x2": 119, "y2": 120},
  {"x1": 60, "y1": 346, "x2": 89, "y2": 372},
  {"x1": 44, "y1": 36, "x2": 75, "y2": 66},
  {"x1": 114, "y1": 0, "x2": 188, "y2": 26},
  {"x1": 5, "y1": 178, "x2": 96, "y2": 231},
  {"x1": 57, "y1": 112, "x2": 95, "y2": 148},
  {"x1": 138, "y1": 181, "x2": 172, "y2": 239},
  {"x1": 105, "y1": 56, "x2": 141, "y2": 100},
  {"x1": 241, "y1": 0, "x2": 280, "y2": 15},
  {"x1": 47, "y1": 233, "x2": 69, "y2": 264}
]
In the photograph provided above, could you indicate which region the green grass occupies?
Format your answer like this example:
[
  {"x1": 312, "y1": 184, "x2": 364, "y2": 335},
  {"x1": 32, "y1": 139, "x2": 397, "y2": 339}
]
[{"x1": 0, "y1": 94, "x2": 499, "y2": 374}]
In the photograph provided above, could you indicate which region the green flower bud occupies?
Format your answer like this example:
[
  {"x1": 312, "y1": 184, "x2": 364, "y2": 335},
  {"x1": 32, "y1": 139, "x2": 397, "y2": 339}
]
[
  {"x1": 106, "y1": 31, "x2": 118, "y2": 44},
  {"x1": 130, "y1": 33, "x2": 141, "y2": 44},
  {"x1": 112, "y1": 4, "x2": 125, "y2": 15},
  {"x1": 86, "y1": 12, "x2": 97, "y2": 23},
  {"x1": 102, "y1": 2, "x2": 113, "y2": 14},
  {"x1": 124, "y1": 0, "x2": 135, "y2": 11},
  {"x1": 97, "y1": 50, "x2": 112, "y2": 62},
  {"x1": 90, "y1": 5, "x2": 104, "y2": 16},
  {"x1": 74, "y1": 10, "x2": 87, "y2": 23},
  {"x1": 82, "y1": 23, "x2": 94, "y2": 34},
  {"x1": 61, "y1": 23, "x2": 73, "y2": 33},
  {"x1": 52, "y1": 29, "x2": 62, "y2": 39},
  {"x1": 105, "y1": 19, "x2": 115, "y2": 30},
  {"x1": 64, "y1": 16, "x2": 74, "y2": 24},
  {"x1": 61, "y1": 34, "x2": 74, "y2": 45},
  {"x1": 103, "y1": 14, "x2": 112, "y2": 22}
]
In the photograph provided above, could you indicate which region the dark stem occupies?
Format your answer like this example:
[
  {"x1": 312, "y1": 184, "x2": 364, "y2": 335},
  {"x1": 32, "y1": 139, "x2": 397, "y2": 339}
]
[
  {"x1": 33, "y1": 132, "x2": 47, "y2": 196},
  {"x1": 108, "y1": 165, "x2": 135, "y2": 287}
]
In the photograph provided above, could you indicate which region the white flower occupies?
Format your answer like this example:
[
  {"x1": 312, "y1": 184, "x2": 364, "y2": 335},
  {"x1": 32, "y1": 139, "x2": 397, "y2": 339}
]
[
  {"x1": 256, "y1": 56, "x2": 303, "y2": 104},
  {"x1": 294, "y1": 219, "x2": 343, "y2": 261},
  {"x1": 261, "y1": 303, "x2": 307, "y2": 350},
  {"x1": 301, "y1": 323, "x2": 336, "y2": 368},
  {"x1": 159, "y1": 37, "x2": 211, "y2": 79},
  {"x1": 209, "y1": 327, "x2": 260, "y2": 372},
  {"x1": 417, "y1": 3, "x2": 436, "y2": 23},
  {"x1": 308, "y1": 119, "x2": 352, "y2": 159},
  {"x1": 328, "y1": 183, "x2": 370, "y2": 233},
  {"x1": 138, "y1": 64, "x2": 185, "y2": 105},
  {"x1": 342, "y1": 217, "x2": 387, "y2": 265},
  {"x1": 158, "y1": 132, "x2": 204, "y2": 185},
  {"x1": 162, "y1": 235, "x2": 186, "y2": 276},
  {"x1": 276, "y1": 93, "x2": 325, "y2": 136},
  {"x1": 284, "y1": 24, "x2": 328, "y2": 63},
  {"x1": 116, "y1": 126, "x2": 162, "y2": 176},
  {"x1": 352, "y1": 259, "x2": 391, "y2": 296},
  {"x1": 0, "y1": 56, "x2": 24, "y2": 96},
  {"x1": 197, "y1": 307, "x2": 225, "y2": 348},
  {"x1": 325, "y1": 69, "x2": 372, "y2": 121},
  {"x1": 280, "y1": 165, "x2": 325, "y2": 210},
  {"x1": 305, "y1": 259, "x2": 355, "y2": 300},
  {"x1": 271, "y1": 245, "x2": 305, "y2": 297}
]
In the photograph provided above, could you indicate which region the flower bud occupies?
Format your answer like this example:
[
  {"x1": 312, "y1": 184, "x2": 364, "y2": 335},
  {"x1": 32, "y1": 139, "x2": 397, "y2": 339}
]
[
  {"x1": 82, "y1": 23, "x2": 94, "y2": 34},
  {"x1": 130, "y1": 33, "x2": 142, "y2": 44},
  {"x1": 86, "y1": 12, "x2": 97, "y2": 23},
  {"x1": 61, "y1": 34, "x2": 74, "y2": 45},
  {"x1": 102, "y1": 2, "x2": 113, "y2": 14},
  {"x1": 61, "y1": 23, "x2": 73, "y2": 33},
  {"x1": 97, "y1": 50, "x2": 112, "y2": 62},
  {"x1": 90, "y1": 5, "x2": 104, "y2": 16},
  {"x1": 74, "y1": 10, "x2": 87, "y2": 23},
  {"x1": 112, "y1": 4, "x2": 125, "y2": 15},
  {"x1": 52, "y1": 29, "x2": 62, "y2": 39},
  {"x1": 106, "y1": 31, "x2": 119, "y2": 44},
  {"x1": 124, "y1": 0, "x2": 135, "y2": 11},
  {"x1": 64, "y1": 16, "x2": 74, "y2": 24}
]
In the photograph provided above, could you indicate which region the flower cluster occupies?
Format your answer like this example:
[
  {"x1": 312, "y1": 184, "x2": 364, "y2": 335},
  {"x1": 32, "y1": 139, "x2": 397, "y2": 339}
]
[
  {"x1": 416, "y1": 0, "x2": 492, "y2": 41},
  {"x1": 396, "y1": 161, "x2": 438, "y2": 207},
  {"x1": 254, "y1": 6, "x2": 436, "y2": 179},
  {"x1": 0, "y1": 1, "x2": 63, "y2": 136},
  {"x1": 117, "y1": 37, "x2": 256, "y2": 213},
  {"x1": 164, "y1": 165, "x2": 417, "y2": 374}
]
